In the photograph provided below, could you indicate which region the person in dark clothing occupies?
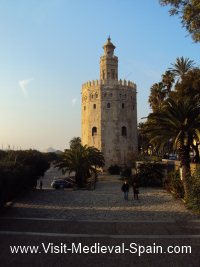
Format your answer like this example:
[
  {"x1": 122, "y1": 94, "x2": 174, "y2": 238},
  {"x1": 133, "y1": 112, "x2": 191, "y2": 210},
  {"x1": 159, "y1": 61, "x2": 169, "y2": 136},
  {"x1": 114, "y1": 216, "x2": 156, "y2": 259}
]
[
  {"x1": 121, "y1": 180, "x2": 129, "y2": 200},
  {"x1": 133, "y1": 182, "x2": 139, "y2": 200}
]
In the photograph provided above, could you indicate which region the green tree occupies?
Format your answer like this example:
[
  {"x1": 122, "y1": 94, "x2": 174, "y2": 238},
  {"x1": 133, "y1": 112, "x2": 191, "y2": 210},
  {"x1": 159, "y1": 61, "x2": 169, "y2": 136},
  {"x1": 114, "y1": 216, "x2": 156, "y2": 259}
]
[
  {"x1": 169, "y1": 56, "x2": 196, "y2": 81},
  {"x1": 138, "y1": 122, "x2": 150, "y2": 155},
  {"x1": 148, "y1": 82, "x2": 166, "y2": 112},
  {"x1": 55, "y1": 140, "x2": 104, "y2": 188},
  {"x1": 160, "y1": 0, "x2": 200, "y2": 42},
  {"x1": 69, "y1": 137, "x2": 82, "y2": 149},
  {"x1": 162, "y1": 70, "x2": 175, "y2": 93},
  {"x1": 144, "y1": 98, "x2": 200, "y2": 200},
  {"x1": 173, "y1": 68, "x2": 200, "y2": 100},
  {"x1": 171, "y1": 68, "x2": 200, "y2": 162}
]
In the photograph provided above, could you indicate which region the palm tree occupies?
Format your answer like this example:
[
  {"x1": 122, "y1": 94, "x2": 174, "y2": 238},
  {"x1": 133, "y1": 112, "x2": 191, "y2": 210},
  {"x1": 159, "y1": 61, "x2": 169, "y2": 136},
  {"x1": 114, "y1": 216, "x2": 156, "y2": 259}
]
[
  {"x1": 162, "y1": 70, "x2": 175, "y2": 93},
  {"x1": 144, "y1": 98, "x2": 200, "y2": 200},
  {"x1": 69, "y1": 137, "x2": 81, "y2": 149},
  {"x1": 138, "y1": 122, "x2": 150, "y2": 155},
  {"x1": 148, "y1": 82, "x2": 166, "y2": 112},
  {"x1": 169, "y1": 57, "x2": 195, "y2": 81},
  {"x1": 55, "y1": 140, "x2": 104, "y2": 188}
]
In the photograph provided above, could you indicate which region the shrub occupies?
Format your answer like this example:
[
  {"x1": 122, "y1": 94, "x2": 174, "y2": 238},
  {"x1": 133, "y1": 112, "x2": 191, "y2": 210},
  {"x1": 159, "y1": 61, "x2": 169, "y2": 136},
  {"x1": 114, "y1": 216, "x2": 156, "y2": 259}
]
[
  {"x1": 164, "y1": 170, "x2": 184, "y2": 198},
  {"x1": 188, "y1": 170, "x2": 200, "y2": 212},
  {"x1": 0, "y1": 150, "x2": 50, "y2": 207},
  {"x1": 108, "y1": 165, "x2": 121, "y2": 175},
  {"x1": 136, "y1": 162, "x2": 164, "y2": 187}
]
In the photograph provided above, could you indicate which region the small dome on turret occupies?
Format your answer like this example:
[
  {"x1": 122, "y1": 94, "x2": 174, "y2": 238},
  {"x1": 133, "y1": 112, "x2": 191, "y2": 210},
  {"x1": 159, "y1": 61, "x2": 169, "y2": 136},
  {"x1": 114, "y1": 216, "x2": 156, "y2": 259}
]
[
  {"x1": 102, "y1": 36, "x2": 116, "y2": 57},
  {"x1": 103, "y1": 36, "x2": 116, "y2": 49}
]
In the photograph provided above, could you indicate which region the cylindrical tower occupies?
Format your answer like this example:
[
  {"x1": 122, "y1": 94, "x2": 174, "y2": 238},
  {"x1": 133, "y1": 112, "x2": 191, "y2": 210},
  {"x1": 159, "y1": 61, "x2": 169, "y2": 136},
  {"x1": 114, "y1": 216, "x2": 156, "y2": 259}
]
[{"x1": 82, "y1": 37, "x2": 137, "y2": 169}]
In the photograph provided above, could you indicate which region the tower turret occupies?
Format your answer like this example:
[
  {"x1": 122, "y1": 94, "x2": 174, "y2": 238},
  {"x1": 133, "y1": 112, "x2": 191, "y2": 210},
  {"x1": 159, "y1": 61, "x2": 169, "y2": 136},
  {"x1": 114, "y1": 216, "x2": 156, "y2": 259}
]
[
  {"x1": 103, "y1": 36, "x2": 115, "y2": 56},
  {"x1": 100, "y1": 37, "x2": 118, "y2": 81}
]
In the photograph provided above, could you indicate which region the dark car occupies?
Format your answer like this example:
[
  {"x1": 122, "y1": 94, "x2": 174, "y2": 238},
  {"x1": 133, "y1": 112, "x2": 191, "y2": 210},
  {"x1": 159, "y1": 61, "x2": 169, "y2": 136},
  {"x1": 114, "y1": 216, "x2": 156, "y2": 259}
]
[
  {"x1": 169, "y1": 155, "x2": 177, "y2": 160},
  {"x1": 51, "y1": 179, "x2": 73, "y2": 189}
]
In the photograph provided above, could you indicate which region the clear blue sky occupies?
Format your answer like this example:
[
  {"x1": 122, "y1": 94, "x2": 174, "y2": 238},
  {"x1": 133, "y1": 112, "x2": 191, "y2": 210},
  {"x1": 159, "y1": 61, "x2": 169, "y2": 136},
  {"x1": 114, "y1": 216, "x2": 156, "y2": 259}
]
[{"x1": 0, "y1": 0, "x2": 199, "y2": 151}]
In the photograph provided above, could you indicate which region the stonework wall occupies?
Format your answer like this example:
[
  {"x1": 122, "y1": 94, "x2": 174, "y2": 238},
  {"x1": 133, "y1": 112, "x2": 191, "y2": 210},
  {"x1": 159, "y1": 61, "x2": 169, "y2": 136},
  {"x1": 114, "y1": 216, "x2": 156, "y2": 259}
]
[
  {"x1": 82, "y1": 80, "x2": 137, "y2": 169},
  {"x1": 82, "y1": 82, "x2": 102, "y2": 151},
  {"x1": 100, "y1": 83, "x2": 137, "y2": 168}
]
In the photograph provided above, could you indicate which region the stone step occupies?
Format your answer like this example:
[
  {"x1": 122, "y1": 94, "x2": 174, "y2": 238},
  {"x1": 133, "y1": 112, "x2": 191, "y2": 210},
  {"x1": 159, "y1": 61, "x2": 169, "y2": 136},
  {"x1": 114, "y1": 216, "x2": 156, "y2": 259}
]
[{"x1": 0, "y1": 217, "x2": 199, "y2": 236}]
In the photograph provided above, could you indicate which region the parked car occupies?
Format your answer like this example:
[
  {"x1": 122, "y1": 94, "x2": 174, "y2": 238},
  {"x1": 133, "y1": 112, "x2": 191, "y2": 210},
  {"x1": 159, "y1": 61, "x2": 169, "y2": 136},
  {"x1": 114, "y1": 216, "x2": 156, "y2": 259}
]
[
  {"x1": 169, "y1": 154, "x2": 177, "y2": 160},
  {"x1": 51, "y1": 179, "x2": 73, "y2": 189},
  {"x1": 169, "y1": 156, "x2": 177, "y2": 160}
]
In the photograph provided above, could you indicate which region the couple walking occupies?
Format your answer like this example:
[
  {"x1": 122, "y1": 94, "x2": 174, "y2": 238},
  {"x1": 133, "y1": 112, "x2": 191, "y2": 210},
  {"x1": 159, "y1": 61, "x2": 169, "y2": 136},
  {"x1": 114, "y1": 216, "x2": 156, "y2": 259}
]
[{"x1": 121, "y1": 180, "x2": 139, "y2": 201}]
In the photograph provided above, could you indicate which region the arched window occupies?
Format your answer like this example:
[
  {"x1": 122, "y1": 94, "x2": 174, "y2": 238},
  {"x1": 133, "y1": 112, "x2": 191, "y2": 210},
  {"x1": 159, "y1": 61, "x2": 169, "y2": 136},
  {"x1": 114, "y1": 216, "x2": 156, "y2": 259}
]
[
  {"x1": 93, "y1": 104, "x2": 96, "y2": 109},
  {"x1": 92, "y1": 127, "x2": 97, "y2": 136},
  {"x1": 122, "y1": 126, "x2": 127, "y2": 137},
  {"x1": 122, "y1": 103, "x2": 125, "y2": 109},
  {"x1": 84, "y1": 106, "x2": 86, "y2": 111},
  {"x1": 107, "y1": 103, "x2": 111, "y2": 108}
]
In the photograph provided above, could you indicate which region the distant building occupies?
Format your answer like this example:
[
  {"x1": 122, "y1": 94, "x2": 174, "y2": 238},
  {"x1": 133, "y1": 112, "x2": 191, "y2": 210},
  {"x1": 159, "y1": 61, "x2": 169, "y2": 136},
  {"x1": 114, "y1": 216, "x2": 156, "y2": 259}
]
[{"x1": 81, "y1": 37, "x2": 137, "y2": 169}]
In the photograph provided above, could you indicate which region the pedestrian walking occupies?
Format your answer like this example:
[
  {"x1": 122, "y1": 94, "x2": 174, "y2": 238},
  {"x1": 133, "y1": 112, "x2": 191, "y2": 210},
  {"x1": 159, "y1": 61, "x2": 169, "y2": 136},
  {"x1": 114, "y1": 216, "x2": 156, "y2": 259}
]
[
  {"x1": 40, "y1": 180, "x2": 43, "y2": 190},
  {"x1": 133, "y1": 182, "x2": 139, "y2": 200},
  {"x1": 121, "y1": 180, "x2": 129, "y2": 200}
]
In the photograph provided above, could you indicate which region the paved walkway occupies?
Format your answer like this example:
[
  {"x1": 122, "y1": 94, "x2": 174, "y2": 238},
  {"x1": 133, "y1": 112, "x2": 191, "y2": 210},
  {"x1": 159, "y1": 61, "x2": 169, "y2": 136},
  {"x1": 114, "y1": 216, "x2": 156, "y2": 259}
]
[{"x1": 2, "y1": 167, "x2": 199, "y2": 221}]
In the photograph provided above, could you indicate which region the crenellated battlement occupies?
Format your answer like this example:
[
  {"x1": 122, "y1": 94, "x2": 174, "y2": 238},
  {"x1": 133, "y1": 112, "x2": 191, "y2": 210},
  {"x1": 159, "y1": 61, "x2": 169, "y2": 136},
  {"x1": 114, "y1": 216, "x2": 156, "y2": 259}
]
[
  {"x1": 82, "y1": 80, "x2": 99, "y2": 89},
  {"x1": 82, "y1": 79, "x2": 136, "y2": 90},
  {"x1": 117, "y1": 79, "x2": 136, "y2": 89}
]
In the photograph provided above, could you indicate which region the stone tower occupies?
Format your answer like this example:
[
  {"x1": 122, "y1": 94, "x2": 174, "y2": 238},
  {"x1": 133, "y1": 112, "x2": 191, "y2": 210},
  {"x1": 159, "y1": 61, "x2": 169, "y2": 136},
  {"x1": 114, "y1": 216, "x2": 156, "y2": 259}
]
[{"x1": 81, "y1": 37, "x2": 137, "y2": 169}]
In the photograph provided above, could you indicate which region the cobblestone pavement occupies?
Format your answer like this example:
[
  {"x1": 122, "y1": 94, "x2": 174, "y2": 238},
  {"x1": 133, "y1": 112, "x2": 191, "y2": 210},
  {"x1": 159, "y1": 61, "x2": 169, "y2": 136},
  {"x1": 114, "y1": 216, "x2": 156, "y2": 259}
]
[
  {"x1": 2, "y1": 167, "x2": 200, "y2": 221},
  {"x1": 1, "y1": 167, "x2": 200, "y2": 267}
]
